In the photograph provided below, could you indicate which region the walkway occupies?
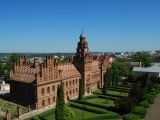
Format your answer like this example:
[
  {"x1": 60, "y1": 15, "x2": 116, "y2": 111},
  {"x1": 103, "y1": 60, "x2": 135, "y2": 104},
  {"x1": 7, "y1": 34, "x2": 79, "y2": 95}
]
[{"x1": 144, "y1": 94, "x2": 160, "y2": 120}]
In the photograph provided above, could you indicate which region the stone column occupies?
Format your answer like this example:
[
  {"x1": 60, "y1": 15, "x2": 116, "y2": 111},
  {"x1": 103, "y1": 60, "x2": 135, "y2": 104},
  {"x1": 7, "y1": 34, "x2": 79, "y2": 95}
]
[
  {"x1": 36, "y1": 102, "x2": 38, "y2": 110},
  {"x1": 27, "y1": 105, "x2": 31, "y2": 112},
  {"x1": 6, "y1": 110, "x2": 11, "y2": 120},
  {"x1": 17, "y1": 106, "x2": 22, "y2": 118}
]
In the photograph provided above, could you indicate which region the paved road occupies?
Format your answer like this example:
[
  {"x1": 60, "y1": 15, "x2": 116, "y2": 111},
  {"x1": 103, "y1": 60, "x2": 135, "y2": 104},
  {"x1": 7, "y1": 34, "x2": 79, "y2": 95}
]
[{"x1": 144, "y1": 94, "x2": 160, "y2": 120}]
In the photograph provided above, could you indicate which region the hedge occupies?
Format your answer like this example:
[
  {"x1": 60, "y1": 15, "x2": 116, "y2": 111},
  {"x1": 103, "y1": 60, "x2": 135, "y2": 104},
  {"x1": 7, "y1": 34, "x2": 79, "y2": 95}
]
[
  {"x1": 143, "y1": 94, "x2": 155, "y2": 104},
  {"x1": 71, "y1": 100, "x2": 111, "y2": 110},
  {"x1": 139, "y1": 100, "x2": 150, "y2": 108},
  {"x1": 85, "y1": 113, "x2": 121, "y2": 120},
  {"x1": 123, "y1": 114, "x2": 140, "y2": 120},
  {"x1": 131, "y1": 106, "x2": 147, "y2": 118},
  {"x1": 69, "y1": 102, "x2": 106, "y2": 114}
]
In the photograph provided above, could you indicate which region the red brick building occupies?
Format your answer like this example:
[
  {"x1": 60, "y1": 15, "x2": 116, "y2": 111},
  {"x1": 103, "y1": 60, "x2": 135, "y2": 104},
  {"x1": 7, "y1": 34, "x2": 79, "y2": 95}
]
[{"x1": 10, "y1": 33, "x2": 114, "y2": 109}]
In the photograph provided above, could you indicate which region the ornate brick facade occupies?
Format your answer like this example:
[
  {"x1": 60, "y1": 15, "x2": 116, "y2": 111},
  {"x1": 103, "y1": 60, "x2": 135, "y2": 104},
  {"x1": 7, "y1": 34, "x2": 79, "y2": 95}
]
[{"x1": 10, "y1": 33, "x2": 114, "y2": 109}]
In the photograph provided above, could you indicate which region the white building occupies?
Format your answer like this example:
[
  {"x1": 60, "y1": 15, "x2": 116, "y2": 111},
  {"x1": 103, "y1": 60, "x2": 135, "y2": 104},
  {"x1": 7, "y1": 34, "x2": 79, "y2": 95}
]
[
  {"x1": 0, "y1": 81, "x2": 10, "y2": 95},
  {"x1": 133, "y1": 63, "x2": 160, "y2": 77}
]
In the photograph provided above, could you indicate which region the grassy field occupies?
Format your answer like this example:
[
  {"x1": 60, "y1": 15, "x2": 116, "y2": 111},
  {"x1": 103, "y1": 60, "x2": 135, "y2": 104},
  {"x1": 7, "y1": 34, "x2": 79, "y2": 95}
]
[
  {"x1": 86, "y1": 97, "x2": 115, "y2": 107},
  {"x1": 26, "y1": 107, "x2": 100, "y2": 120},
  {"x1": 1, "y1": 102, "x2": 17, "y2": 113},
  {"x1": 26, "y1": 85, "x2": 130, "y2": 120},
  {"x1": 0, "y1": 99, "x2": 6, "y2": 106}
]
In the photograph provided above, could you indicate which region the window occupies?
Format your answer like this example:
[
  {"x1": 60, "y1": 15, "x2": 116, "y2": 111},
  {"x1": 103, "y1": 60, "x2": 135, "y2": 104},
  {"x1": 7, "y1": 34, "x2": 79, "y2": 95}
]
[
  {"x1": 76, "y1": 79, "x2": 78, "y2": 84},
  {"x1": 47, "y1": 87, "x2": 50, "y2": 94},
  {"x1": 66, "y1": 82, "x2": 68, "y2": 87},
  {"x1": 41, "y1": 88, "x2": 45, "y2": 95},
  {"x1": 42, "y1": 100, "x2": 45, "y2": 106},
  {"x1": 52, "y1": 86, "x2": 55, "y2": 92},
  {"x1": 53, "y1": 96, "x2": 55, "y2": 102},
  {"x1": 73, "y1": 80, "x2": 75, "y2": 85},
  {"x1": 76, "y1": 88, "x2": 78, "y2": 93},
  {"x1": 69, "y1": 81, "x2": 71, "y2": 86}
]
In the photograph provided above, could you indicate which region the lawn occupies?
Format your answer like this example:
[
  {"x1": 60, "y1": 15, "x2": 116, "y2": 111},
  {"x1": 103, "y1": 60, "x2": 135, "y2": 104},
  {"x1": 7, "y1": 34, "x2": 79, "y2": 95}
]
[
  {"x1": 107, "y1": 90, "x2": 128, "y2": 97},
  {"x1": 1, "y1": 102, "x2": 17, "y2": 114},
  {"x1": 26, "y1": 107, "x2": 100, "y2": 120},
  {"x1": 86, "y1": 97, "x2": 115, "y2": 107},
  {"x1": 0, "y1": 99, "x2": 6, "y2": 106}
]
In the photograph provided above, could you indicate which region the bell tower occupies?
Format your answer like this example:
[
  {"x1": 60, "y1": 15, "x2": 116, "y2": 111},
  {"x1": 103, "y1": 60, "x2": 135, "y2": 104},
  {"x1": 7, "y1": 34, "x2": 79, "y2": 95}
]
[
  {"x1": 76, "y1": 32, "x2": 89, "y2": 57},
  {"x1": 74, "y1": 32, "x2": 92, "y2": 95}
]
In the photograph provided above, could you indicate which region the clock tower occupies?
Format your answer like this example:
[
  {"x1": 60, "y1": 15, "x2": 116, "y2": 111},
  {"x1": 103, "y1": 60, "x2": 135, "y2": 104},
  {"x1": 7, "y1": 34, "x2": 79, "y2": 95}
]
[
  {"x1": 76, "y1": 32, "x2": 90, "y2": 57},
  {"x1": 74, "y1": 32, "x2": 92, "y2": 95}
]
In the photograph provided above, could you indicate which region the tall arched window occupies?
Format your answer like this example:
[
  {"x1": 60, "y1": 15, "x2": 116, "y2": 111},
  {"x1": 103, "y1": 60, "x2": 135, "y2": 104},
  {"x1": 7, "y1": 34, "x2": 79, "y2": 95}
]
[
  {"x1": 52, "y1": 86, "x2": 55, "y2": 92},
  {"x1": 47, "y1": 87, "x2": 50, "y2": 94},
  {"x1": 41, "y1": 88, "x2": 45, "y2": 95},
  {"x1": 42, "y1": 100, "x2": 45, "y2": 106}
]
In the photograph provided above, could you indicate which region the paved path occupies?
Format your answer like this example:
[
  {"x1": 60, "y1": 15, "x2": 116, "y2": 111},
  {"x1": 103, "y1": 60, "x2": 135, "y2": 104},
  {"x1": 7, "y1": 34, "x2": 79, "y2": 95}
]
[{"x1": 144, "y1": 94, "x2": 160, "y2": 120}]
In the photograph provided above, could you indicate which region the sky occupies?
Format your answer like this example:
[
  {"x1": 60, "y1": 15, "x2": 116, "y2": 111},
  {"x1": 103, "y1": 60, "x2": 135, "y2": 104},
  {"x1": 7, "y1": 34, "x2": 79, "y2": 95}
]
[{"x1": 0, "y1": 0, "x2": 160, "y2": 53}]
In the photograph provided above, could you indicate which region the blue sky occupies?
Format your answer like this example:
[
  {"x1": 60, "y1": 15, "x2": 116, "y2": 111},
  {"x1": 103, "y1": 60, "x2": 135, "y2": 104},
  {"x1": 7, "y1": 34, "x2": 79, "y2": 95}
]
[{"x1": 0, "y1": 0, "x2": 160, "y2": 53}]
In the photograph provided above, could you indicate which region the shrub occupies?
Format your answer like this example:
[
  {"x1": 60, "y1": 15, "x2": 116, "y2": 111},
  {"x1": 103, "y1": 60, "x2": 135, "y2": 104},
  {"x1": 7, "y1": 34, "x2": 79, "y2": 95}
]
[
  {"x1": 129, "y1": 85, "x2": 146, "y2": 101},
  {"x1": 139, "y1": 101, "x2": 150, "y2": 108},
  {"x1": 123, "y1": 114, "x2": 140, "y2": 120},
  {"x1": 131, "y1": 106, "x2": 147, "y2": 118},
  {"x1": 149, "y1": 92, "x2": 157, "y2": 97},
  {"x1": 143, "y1": 94, "x2": 155, "y2": 104},
  {"x1": 115, "y1": 97, "x2": 138, "y2": 114},
  {"x1": 64, "y1": 106, "x2": 74, "y2": 120},
  {"x1": 154, "y1": 85, "x2": 160, "y2": 91}
]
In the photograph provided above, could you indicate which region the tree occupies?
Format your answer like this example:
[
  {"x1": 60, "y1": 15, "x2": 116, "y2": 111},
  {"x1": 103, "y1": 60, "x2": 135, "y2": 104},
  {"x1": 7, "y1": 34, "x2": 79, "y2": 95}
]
[
  {"x1": 55, "y1": 82, "x2": 65, "y2": 120},
  {"x1": 0, "y1": 63, "x2": 3, "y2": 76},
  {"x1": 5, "y1": 53, "x2": 19, "y2": 71},
  {"x1": 132, "y1": 52, "x2": 152, "y2": 67},
  {"x1": 64, "y1": 105, "x2": 74, "y2": 120},
  {"x1": 79, "y1": 78, "x2": 84, "y2": 100},
  {"x1": 110, "y1": 61, "x2": 120, "y2": 87},
  {"x1": 109, "y1": 67, "x2": 113, "y2": 88},
  {"x1": 102, "y1": 70, "x2": 108, "y2": 95}
]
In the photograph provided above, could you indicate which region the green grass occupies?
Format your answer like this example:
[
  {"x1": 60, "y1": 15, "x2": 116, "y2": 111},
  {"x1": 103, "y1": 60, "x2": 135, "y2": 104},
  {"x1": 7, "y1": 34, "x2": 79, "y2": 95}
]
[
  {"x1": 26, "y1": 85, "x2": 132, "y2": 120},
  {"x1": 86, "y1": 97, "x2": 115, "y2": 107},
  {"x1": 1, "y1": 102, "x2": 17, "y2": 114},
  {"x1": 0, "y1": 99, "x2": 6, "y2": 106},
  {"x1": 26, "y1": 107, "x2": 100, "y2": 120}
]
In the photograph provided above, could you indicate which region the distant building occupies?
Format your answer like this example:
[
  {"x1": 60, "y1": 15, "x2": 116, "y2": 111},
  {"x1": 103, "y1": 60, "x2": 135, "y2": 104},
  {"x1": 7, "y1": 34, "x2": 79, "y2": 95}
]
[
  {"x1": 133, "y1": 62, "x2": 160, "y2": 77},
  {"x1": 0, "y1": 81, "x2": 10, "y2": 95},
  {"x1": 9, "y1": 33, "x2": 114, "y2": 109}
]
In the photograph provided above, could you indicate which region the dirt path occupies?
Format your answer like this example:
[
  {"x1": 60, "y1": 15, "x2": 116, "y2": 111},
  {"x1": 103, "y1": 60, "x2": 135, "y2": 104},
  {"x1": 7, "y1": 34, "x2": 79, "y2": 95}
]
[{"x1": 144, "y1": 94, "x2": 160, "y2": 120}]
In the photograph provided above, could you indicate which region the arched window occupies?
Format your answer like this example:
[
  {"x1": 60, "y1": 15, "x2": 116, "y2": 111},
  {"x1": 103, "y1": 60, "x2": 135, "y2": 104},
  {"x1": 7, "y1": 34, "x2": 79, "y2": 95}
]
[
  {"x1": 42, "y1": 100, "x2": 45, "y2": 106},
  {"x1": 66, "y1": 82, "x2": 68, "y2": 87},
  {"x1": 47, "y1": 87, "x2": 50, "y2": 94},
  {"x1": 53, "y1": 96, "x2": 55, "y2": 102},
  {"x1": 52, "y1": 86, "x2": 55, "y2": 92},
  {"x1": 73, "y1": 80, "x2": 75, "y2": 85},
  {"x1": 41, "y1": 88, "x2": 45, "y2": 95},
  {"x1": 76, "y1": 88, "x2": 78, "y2": 93}
]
